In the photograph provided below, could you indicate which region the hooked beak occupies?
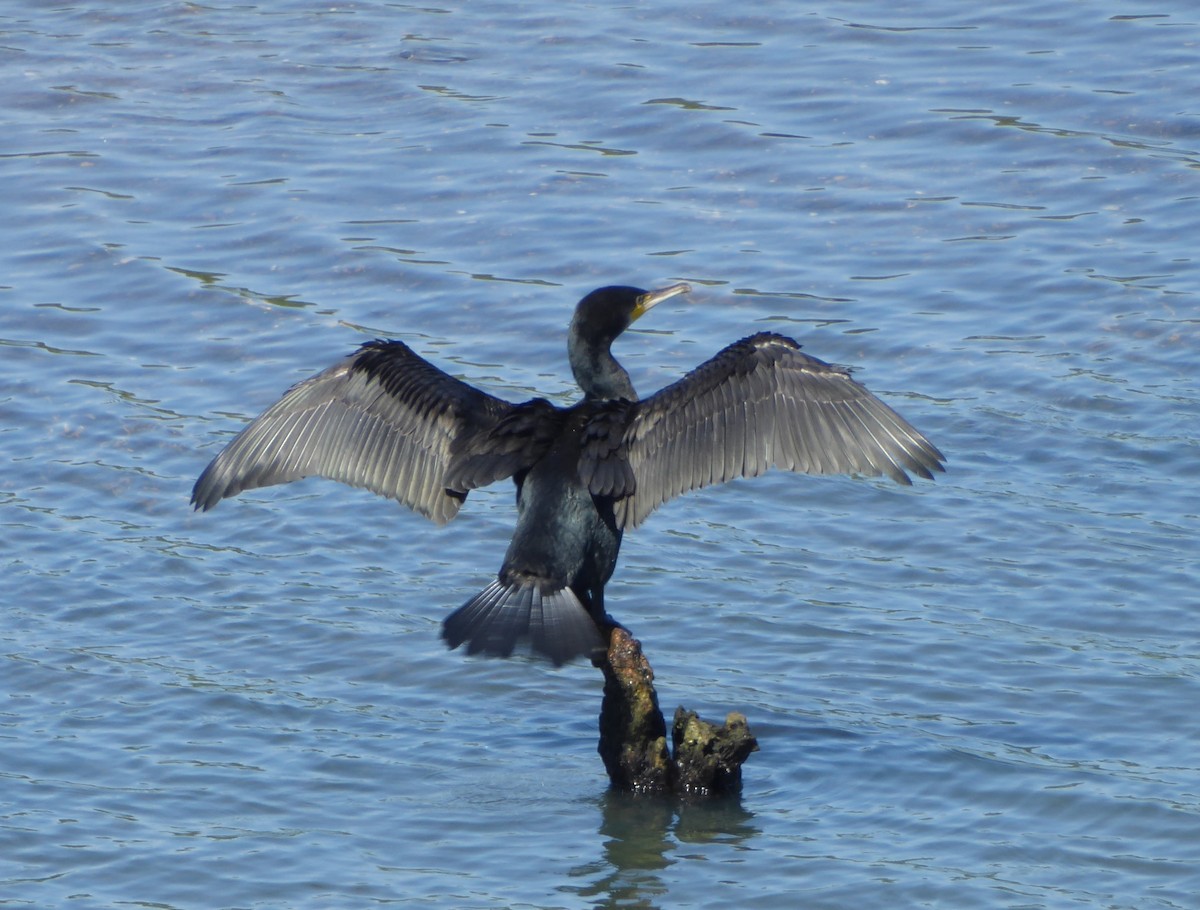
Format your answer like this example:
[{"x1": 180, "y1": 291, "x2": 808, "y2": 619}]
[{"x1": 632, "y1": 282, "x2": 691, "y2": 322}]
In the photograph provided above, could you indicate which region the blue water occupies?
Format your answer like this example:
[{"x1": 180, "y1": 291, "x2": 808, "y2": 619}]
[{"x1": 3, "y1": 2, "x2": 1199, "y2": 907}]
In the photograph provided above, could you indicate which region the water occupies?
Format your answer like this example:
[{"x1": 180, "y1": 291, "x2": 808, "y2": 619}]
[{"x1": 3, "y1": 1, "x2": 1198, "y2": 907}]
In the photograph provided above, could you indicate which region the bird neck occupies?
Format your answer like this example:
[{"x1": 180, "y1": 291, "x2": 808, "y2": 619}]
[{"x1": 569, "y1": 337, "x2": 637, "y2": 401}]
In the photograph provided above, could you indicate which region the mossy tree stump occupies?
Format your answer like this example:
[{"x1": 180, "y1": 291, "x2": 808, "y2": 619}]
[{"x1": 593, "y1": 627, "x2": 758, "y2": 795}]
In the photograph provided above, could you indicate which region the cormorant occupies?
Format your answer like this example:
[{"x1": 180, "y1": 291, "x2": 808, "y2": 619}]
[{"x1": 192, "y1": 284, "x2": 944, "y2": 664}]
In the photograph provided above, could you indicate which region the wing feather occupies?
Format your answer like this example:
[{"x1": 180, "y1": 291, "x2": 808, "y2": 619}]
[
  {"x1": 191, "y1": 339, "x2": 533, "y2": 524},
  {"x1": 614, "y1": 332, "x2": 945, "y2": 528}
]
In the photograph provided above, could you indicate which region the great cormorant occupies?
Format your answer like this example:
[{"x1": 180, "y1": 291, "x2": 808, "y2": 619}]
[{"x1": 192, "y1": 284, "x2": 944, "y2": 664}]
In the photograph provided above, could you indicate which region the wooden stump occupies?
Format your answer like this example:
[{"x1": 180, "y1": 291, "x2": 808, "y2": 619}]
[{"x1": 593, "y1": 627, "x2": 758, "y2": 795}]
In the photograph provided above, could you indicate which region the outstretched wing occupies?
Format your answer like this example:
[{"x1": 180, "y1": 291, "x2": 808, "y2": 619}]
[
  {"x1": 191, "y1": 339, "x2": 535, "y2": 525},
  {"x1": 611, "y1": 332, "x2": 945, "y2": 529}
]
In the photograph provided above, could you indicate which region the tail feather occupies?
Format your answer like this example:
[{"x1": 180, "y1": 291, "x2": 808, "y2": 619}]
[{"x1": 442, "y1": 580, "x2": 604, "y2": 666}]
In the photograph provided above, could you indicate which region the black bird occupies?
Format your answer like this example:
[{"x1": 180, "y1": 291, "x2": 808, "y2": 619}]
[{"x1": 192, "y1": 284, "x2": 944, "y2": 664}]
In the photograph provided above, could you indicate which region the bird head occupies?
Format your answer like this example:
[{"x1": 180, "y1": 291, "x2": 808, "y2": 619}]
[
  {"x1": 568, "y1": 283, "x2": 691, "y2": 400},
  {"x1": 570, "y1": 283, "x2": 691, "y2": 345}
]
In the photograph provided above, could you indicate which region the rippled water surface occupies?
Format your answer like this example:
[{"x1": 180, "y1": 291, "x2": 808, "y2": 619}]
[{"x1": 4, "y1": 2, "x2": 1199, "y2": 908}]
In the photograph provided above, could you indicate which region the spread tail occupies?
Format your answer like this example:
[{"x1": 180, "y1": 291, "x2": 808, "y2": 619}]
[{"x1": 442, "y1": 580, "x2": 605, "y2": 666}]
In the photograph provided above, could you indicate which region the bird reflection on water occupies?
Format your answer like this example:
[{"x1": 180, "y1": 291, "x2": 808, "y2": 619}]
[
  {"x1": 569, "y1": 789, "x2": 760, "y2": 905},
  {"x1": 193, "y1": 284, "x2": 944, "y2": 663}
]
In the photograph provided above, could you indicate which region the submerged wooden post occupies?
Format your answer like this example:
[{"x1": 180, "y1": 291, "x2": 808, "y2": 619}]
[{"x1": 593, "y1": 627, "x2": 758, "y2": 795}]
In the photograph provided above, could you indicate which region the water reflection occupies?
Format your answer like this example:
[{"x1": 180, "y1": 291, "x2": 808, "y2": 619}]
[{"x1": 570, "y1": 791, "x2": 759, "y2": 909}]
